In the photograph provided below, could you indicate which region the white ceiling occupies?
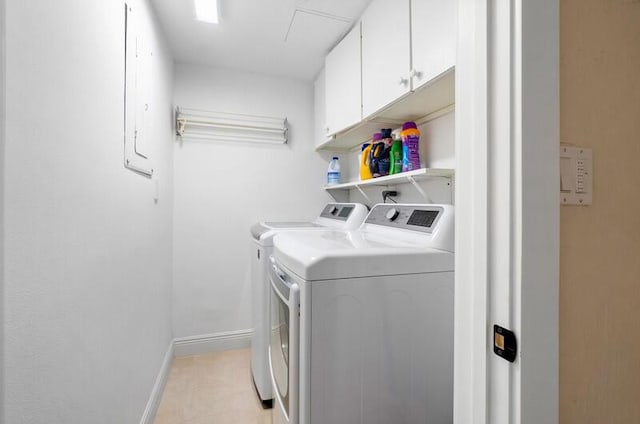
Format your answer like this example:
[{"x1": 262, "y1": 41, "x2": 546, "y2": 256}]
[{"x1": 150, "y1": 0, "x2": 372, "y2": 81}]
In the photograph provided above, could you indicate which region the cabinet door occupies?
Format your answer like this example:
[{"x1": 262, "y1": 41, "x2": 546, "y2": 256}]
[
  {"x1": 325, "y1": 23, "x2": 362, "y2": 137},
  {"x1": 361, "y1": 0, "x2": 411, "y2": 119},
  {"x1": 314, "y1": 67, "x2": 333, "y2": 148},
  {"x1": 411, "y1": 0, "x2": 457, "y2": 90}
]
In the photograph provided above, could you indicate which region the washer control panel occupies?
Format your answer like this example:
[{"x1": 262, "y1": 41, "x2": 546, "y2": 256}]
[
  {"x1": 365, "y1": 204, "x2": 443, "y2": 233},
  {"x1": 319, "y1": 203, "x2": 357, "y2": 221}
]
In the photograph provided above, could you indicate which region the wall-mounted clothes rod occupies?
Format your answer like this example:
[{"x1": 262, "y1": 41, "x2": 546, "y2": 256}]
[
  {"x1": 125, "y1": 158, "x2": 153, "y2": 177},
  {"x1": 175, "y1": 107, "x2": 288, "y2": 144}
]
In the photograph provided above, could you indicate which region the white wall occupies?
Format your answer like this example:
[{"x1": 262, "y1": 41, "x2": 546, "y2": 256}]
[
  {"x1": 0, "y1": 0, "x2": 5, "y2": 421},
  {"x1": 3, "y1": 0, "x2": 174, "y2": 423},
  {"x1": 421, "y1": 111, "x2": 456, "y2": 170},
  {"x1": 173, "y1": 64, "x2": 332, "y2": 338}
]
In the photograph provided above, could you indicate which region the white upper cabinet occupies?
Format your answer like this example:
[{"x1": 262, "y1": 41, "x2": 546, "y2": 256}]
[
  {"x1": 325, "y1": 23, "x2": 362, "y2": 137},
  {"x1": 313, "y1": 67, "x2": 333, "y2": 148},
  {"x1": 410, "y1": 0, "x2": 457, "y2": 90},
  {"x1": 317, "y1": 0, "x2": 456, "y2": 150},
  {"x1": 361, "y1": 0, "x2": 411, "y2": 119}
]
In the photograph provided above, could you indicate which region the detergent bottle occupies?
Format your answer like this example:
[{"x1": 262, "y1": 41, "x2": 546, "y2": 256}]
[
  {"x1": 369, "y1": 133, "x2": 383, "y2": 177},
  {"x1": 359, "y1": 143, "x2": 373, "y2": 180},
  {"x1": 401, "y1": 121, "x2": 421, "y2": 172},
  {"x1": 369, "y1": 132, "x2": 392, "y2": 178},
  {"x1": 389, "y1": 138, "x2": 403, "y2": 174},
  {"x1": 376, "y1": 129, "x2": 393, "y2": 176}
]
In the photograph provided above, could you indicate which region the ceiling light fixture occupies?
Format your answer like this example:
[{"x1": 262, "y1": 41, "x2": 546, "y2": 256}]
[{"x1": 195, "y1": 0, "x2": 219, "y2": 24}]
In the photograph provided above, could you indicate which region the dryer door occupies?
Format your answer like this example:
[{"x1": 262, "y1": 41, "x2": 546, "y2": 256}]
[{"x1": 268, "y1": 258, "x2": 299, "y2": 424}]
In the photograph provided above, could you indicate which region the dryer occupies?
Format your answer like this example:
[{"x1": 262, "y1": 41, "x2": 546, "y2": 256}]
[
  {"x1": 249, "y1": 203, "x2": 368, "y2": 404},
  {"x1": 269, "y1": 203, "x2": 454, "y2": 424}
]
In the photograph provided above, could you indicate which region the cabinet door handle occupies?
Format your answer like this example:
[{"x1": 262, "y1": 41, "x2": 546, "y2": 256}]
[
  {"x1": 325, "y1": 127, "x2": 331, "y2": 134},
  {"x1": 410, "y1": 69, "x2": 423, "y2": 79},
  {"x1": 398, "y1": 76, "x2": 409, "y2": 86}
]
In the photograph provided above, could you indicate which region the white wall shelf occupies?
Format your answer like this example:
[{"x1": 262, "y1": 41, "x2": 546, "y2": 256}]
[
  {"x1": 324, "y1": 167, "x2": 454, "y2": 203},
  {"x1": 316, "y1": 67, "x2": 454, "y2": 152},
  {"x1": 324, "y1": 167, "x2": 454, "y2": 190}
]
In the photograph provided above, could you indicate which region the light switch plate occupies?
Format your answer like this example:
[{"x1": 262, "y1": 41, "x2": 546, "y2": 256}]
[{"x1": 560, "y1": 146, "x2": 592, "y2": 205}]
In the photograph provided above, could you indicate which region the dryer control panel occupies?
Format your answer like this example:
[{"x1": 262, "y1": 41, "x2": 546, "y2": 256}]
[
  {"x1": 365, "y1": 204, "x2": 444, "y2": 233},
  {"x1": 319, "y1": 203, "x2": 357, "y2": 221}
]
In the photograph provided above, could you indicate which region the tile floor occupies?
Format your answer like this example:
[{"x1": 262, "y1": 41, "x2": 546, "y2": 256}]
[{"x1": 154, "y1": 348, "x2": 272, "y2": 424}]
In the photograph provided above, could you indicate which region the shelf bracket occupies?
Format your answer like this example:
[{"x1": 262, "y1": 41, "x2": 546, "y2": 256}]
[
  {"x1": 407, "y1": 175, "x2": 433, "y2": 203},
  {"x1": 176, "y1": 118, "x2": 186, "y2": 136},
  {"x1": 355, "y1": 184, "x2": 373, "y2": 204}
]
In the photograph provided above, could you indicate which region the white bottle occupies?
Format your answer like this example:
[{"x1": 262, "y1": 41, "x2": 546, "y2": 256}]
[{"x1": 327, "y1": 156, "x2": 341, "y2": 185}]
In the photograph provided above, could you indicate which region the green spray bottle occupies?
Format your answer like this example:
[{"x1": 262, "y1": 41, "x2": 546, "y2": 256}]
[{"x1": 389, "y1": 138, "x2": 403, "y2": 174}]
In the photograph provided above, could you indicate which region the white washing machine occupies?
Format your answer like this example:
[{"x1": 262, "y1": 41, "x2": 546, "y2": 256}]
[
  {"x1": 249, "y1": 203, "x2": 368, "y2": 405},
  {"x1": 268, "y1": 203, "x2": 454, "y2": 424}
]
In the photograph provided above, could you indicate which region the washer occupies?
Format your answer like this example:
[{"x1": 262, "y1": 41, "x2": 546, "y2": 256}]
[
  {"x1": 249, "y1": 203, "x2": 368, "y2": 404},
  {"x1": 269, "y1": 203, "x2": 454, "y2": 424}
]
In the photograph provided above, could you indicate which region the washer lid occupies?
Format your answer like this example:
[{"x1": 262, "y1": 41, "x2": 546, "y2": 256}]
[
  {"x1": 250, "y1": 203, "x2": 369, "y2": 241},
  {"x1": 250, "y1": 221, "x2": 321, "y2": 240},
  {"x1": 262, "y1": 221, "x2": 321, "y2": 228},
  {"x1": 273, "y1": 230, "x2": 454, "y2": 281}
]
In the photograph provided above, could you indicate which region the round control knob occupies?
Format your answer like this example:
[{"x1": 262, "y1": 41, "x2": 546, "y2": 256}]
[
  {"x1": 386, "y1": 208, "x2": 400, "y2": 221},
  {"x1": 329, "y1": 206, "x2": 339, "y2": 215}
]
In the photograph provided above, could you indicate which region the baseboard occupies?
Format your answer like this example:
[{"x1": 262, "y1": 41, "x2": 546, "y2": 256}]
[
  {"x1": 173, "y1": 329, "x2": 253, "y2": 357},
  {"x1": 139, "y1": 341, "x2": 174, "y2": 424}
]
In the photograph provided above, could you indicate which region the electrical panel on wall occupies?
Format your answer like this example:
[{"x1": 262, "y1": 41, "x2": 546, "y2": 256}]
[
  {"x1": 560, "y1": 146, "x2": 592, "y2": 205},
  {"x1": 124, "y1": 2, "x2": 153, "y2": 177}
]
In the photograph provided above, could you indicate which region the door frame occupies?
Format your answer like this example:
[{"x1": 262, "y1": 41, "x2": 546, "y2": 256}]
[
  {"x1": 454, "y1": 1, "x2": 559, "y2": 423},
  {"x1": 0, "y1": 0, "x2": 5, "y2": 421}
]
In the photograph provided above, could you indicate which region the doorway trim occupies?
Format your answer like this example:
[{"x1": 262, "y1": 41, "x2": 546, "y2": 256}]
[{"x1": 454, "y1": 1, "x2": 559, "y2": 423}]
